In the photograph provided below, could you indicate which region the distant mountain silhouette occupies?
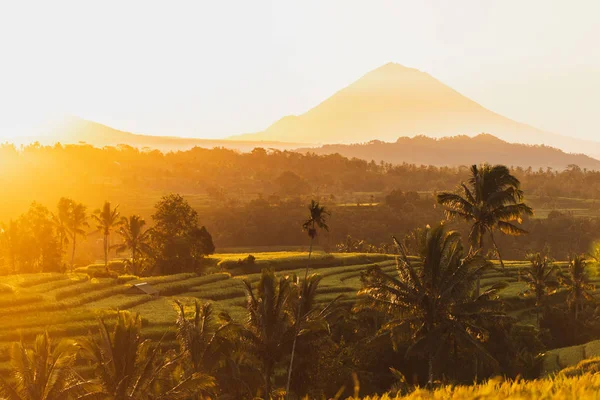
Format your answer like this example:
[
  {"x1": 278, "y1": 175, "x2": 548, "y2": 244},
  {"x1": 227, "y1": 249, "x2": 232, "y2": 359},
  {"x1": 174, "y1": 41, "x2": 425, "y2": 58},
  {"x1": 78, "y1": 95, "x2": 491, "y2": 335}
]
[
  {"x1": 231, "y1": 63, "x2": 600, "y2": 157},
  {"x1": 296, "y1": 134, "x2": 600, "y2": 170},
  {"x1": 37, "y1": 116, "x2": 305, "y2": 152}
]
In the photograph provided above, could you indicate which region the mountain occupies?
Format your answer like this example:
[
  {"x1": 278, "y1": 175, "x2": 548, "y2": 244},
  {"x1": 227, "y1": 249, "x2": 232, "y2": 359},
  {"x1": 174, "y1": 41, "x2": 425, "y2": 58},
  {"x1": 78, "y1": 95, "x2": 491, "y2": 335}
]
[
  {"x1": 30, "y1": 116, "x2": 306, "y2": 152},
  {"x1": 295, "y1": 134, "x2": 600, "y2": 170},
  {"x1": 231, "y1": 63, "x2": 600, "y2": 157}
]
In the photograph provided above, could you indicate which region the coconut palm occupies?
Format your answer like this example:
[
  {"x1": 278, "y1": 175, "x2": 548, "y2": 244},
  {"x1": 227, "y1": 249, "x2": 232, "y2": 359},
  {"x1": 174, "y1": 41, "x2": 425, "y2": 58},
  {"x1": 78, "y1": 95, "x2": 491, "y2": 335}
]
[
  {"x1": 301, "y1": 200, "x2": 330, "y2": 278},
  {"x1": 92, "y1": 201, "x2": 122, "y2": 273},
  {"x1": 175, "y1": 300, "x2": 261, "y2": 398},
  {"x1": 559, "y1": 254, "x2": 595, "y2": 320},
  {"x1": 52, "y1": 198, "x2": 73, "y2": 257},
  {"x1": 437, "y1": 164, "x2": 533, "y2": 270},
  {"x1": 285, "y1": 273, "x2": 340, "y2": 398},
  {"x1": 521, "y1": 253, "x2": 559, "y2": 324},
  {"x1": 79, "y1": 311, "x2": 215, "y2": 399},
  {"x1": 284, "y1": 201, "x2": 329, "y2": 397},
  {"x1": 114, "y1": 215, "x2": 153, "y2": 275},
  {"x1": 243, "y1": 269, "x2": 294, "y2": 399},
  {"x1": 0, "y1": 332, "x2": 96, "y2": 400},
  {"x1": 68, "y1": 202, "x2": 89, "y2": 272},
  {"x1": 358, "y1": 224, "x2": 504, "y2": 385},
  {"x1": 174, "y1": 300, "x2": 237, "y2": 375}
]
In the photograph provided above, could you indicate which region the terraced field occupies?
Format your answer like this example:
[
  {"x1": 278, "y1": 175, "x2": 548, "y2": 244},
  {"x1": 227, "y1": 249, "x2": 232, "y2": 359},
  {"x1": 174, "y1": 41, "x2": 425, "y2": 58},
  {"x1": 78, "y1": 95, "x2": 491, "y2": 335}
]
[{"x1": 0, "y1": 251, "x2": 596, "y2": 377}]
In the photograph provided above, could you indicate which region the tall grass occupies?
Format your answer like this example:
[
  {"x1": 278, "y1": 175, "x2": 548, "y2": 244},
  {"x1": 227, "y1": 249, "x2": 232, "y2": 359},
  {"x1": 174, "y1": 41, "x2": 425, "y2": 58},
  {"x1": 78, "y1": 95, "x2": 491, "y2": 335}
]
[{"x1": 359, "y1": 373, "x2": 600, "y2": 399}]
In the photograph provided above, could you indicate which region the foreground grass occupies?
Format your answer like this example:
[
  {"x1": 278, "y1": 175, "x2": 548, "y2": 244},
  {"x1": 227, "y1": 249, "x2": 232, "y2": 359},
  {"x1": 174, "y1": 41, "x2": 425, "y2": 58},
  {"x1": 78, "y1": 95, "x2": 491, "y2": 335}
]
[{"x1": 359, "y1": 373, "x2": 600, "y2": 399}]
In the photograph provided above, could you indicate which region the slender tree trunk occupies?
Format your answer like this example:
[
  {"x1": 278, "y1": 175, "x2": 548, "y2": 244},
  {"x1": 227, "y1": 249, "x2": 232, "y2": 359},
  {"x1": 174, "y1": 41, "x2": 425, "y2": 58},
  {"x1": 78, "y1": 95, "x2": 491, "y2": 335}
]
[
  {"x1": 71, "y1": 234, "x2": 77, "y2": 273},
  {"x1": 285, "y1": 233, "x2": 314, "y2": 399},
  {"x1": 104, "y1": 233, "x2": 109, "y2": 273},
  {"x1": 428, "y1": 353, "x2": 434, "y2": 387},
  {"x1": 264, "y1": 362, "x2": 273, "y2": 400},
  {"x1": 132, "y1": 246, "x2": 137, "y2": 276},
  {"x1": 489, "y1": 230, "x2": 505, "y2": 269}
]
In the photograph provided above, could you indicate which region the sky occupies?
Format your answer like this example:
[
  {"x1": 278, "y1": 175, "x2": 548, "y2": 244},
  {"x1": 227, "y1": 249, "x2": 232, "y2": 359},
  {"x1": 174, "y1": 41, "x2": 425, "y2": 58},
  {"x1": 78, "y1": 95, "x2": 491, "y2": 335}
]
[{"x1": 0, "y1": 0, "x2": 598, "y2": 140}]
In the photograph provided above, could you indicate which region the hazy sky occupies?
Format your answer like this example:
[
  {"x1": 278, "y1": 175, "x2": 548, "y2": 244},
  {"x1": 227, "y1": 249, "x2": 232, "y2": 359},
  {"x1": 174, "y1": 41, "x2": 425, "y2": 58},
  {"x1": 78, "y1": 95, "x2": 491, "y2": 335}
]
[{"x1": 0, "y1": 0, "x2": 598, "y2": 140}]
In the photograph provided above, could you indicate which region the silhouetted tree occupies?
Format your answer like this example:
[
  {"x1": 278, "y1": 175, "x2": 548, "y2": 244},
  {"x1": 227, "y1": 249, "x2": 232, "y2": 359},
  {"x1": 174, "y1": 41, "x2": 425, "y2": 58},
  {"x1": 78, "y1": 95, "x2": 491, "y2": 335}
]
[
  {"x1": 92, "y1": 201, "x2": 122, "y2": 273},
  {"x1": 243, "y1": 269, "x2": 294, "y2": 399},
  {"x1": 68, "y1": 202, "x2": 89, "y2": 272},
  {"x1": 559, "y1": 254, "x2": 595, "y2": 320},
  {"x1": 286, "y1": 200, "x2": 329, "y2": 396},
  {"x1": 80, "y1": 311, "x2": 215, "y2": 399},
  {"x1": 521, "y1": 253, "x2": 558, "y2": 324},
  {"x1": 358, "y1": 224, "x2": 504, "y2": 385},
  {"x1": 114, "y1": 215, "x2": 153, "y2": 275},
  {"x1": 437, "y1": 164, "x2": 533, "y2": 270},
  {"x1": 151, "y1": 194, "x2": 215, "y2": 274}
]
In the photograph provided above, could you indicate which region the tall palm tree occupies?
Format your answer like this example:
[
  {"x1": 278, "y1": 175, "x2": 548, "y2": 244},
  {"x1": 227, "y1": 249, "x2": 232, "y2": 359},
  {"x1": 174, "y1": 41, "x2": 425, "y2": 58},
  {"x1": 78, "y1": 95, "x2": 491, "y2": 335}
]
[
  {"x1": 68, "y1": 203, "x2": 89, "y2": 272},
  {"x1": 243, "y1": 268, "x2": 294, "y2": 399},
  {"x1": 437, "y1": 164, "x2": 533, "y2": 270},
  {"x1": 175, "y1": 300, "x2": 261, "y2": 399},
  {"x1": 284, "y1": 201, "x2": 329, "y2": 397},
  {"x1": 114, "y1": 215, "x2": 153, "y2": 276},
  {"x1": 301, "y1": 200, "x2": 330, "y2": 281},
  {"x1": 0, "y1": 332, "x2": 96, "y2": 400},
  {"x1": 358, "y1": 224, "x2": 504, "y2": 385},
  {"x1": 285, "y1": 273, "x2": 340, "y2": 398},
  {"x1": 52, "y1": 198, "x2": 73, "y2": 259},
  {"x1": 559, "y1": 254, "x2": 595, "y2": 320},
  {"x1": 92, "y1": 201, "x2": 122, "y2": 273},
  {"x1": 79, "y1": 311, "x2": 215, "y2": 399},
  {"x1": 521, "y1": 253, "x2": 558, "y2": 324}
]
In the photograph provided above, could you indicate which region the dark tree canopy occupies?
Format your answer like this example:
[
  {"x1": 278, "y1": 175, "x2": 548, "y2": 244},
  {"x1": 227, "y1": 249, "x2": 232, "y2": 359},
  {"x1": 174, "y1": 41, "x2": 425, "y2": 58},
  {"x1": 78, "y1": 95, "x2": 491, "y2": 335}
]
[{"x1": 151, "y1": 194, "x2": 215, "y2": 274}]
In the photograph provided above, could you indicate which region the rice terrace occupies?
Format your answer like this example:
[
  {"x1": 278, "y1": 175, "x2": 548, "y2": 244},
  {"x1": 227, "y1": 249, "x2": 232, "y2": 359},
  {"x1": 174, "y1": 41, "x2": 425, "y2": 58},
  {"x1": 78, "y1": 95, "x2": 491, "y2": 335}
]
[{"x1": 2, "y1": 1, "x2": 600, "y2": 399}]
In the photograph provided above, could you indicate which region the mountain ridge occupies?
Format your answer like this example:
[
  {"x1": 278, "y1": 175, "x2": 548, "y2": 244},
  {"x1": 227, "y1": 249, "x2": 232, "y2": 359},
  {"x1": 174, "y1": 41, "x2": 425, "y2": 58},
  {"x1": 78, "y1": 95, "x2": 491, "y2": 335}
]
[{"x1": 295, "y1": 133, "x2": 600, "y2": 170}]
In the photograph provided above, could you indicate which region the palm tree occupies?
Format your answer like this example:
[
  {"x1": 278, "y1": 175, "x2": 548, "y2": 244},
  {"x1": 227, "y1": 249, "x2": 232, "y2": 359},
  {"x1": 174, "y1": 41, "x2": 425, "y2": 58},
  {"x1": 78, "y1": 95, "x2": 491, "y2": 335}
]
[
  {"x1": 243, "y1": 268, "x2": 294, "y2": 399},
  {"x1": 0, "y1": 332, "x2": 96, "y2": 400},
  {"x1": 175, "y1": 300, "x2": 260, "y2": 398},
  {"x1": 437, "y1": 164, "x2": 533, "y2": 270},
  {"x1": 68, "y1": 202, "x2": 89, "y2": 272},
  {"x1": 92, "y1": 201, "x2": 122, "y2": 273},
  {"x1": 358, "y1": 224, "x2": 504, "y2": 385},
  {"x1": 284, "y1": 201, "x2": 329, "y2": 397},
  {"x1": 175, "y1": 300, "x2": 236, "y2": 375},
  {"x1": 285, "y1": 273, "x2": 340, "y2": 398},
  {"x1": 52, "y1": 198, "x2": 73, "y2": 259},
  {"x1": 559, "y1": 254, "x2": 595, "y2": 320},
  {"x1": 301, "y1": 200, "x2": 330, "y2": 281},
  {"x1": 79, "y1": 311, "x2": 215, "y2": 399},
  {"x1": 521, "y1": 253, "x2": 558, "y2": 324},
  {"x1": 114, "y1": 215, "x2": 153, "y2": 276}
]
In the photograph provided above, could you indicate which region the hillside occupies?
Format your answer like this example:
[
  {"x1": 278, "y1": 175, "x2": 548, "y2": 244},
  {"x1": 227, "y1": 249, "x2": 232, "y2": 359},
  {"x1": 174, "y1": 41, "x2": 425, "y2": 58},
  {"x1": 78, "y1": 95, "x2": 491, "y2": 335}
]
[
  {"x1": 295, "y1": 134, "x2": 600, "y2": 170},
  {"x1": 37, "y1": 116, "x2": 305, "y2": 152},
  {"x1": 232, "y1": 63, "x2": 600, "y2": 158}
]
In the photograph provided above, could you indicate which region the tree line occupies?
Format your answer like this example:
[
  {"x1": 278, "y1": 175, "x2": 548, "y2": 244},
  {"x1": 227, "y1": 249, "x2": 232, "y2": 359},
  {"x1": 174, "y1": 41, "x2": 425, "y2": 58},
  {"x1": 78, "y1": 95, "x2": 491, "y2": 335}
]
[
  {"x1": 3, "y1": 143, "x2": 600, "y2": 221},
  {"x1": 0, "y1": 194, "x2": 215, "y2": 275}
]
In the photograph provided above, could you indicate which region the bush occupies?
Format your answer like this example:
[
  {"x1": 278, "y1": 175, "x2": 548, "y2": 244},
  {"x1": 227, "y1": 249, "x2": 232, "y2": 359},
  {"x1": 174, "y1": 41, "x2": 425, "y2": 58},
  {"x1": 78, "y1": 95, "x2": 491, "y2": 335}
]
[{"x1": 90, "y1": 270, "x2": 119, "y2": 279}]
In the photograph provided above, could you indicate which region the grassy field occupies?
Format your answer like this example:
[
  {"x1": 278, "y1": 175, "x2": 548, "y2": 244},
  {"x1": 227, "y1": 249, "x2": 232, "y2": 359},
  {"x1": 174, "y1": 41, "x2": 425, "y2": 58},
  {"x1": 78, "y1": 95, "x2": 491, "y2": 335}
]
[
  {"x1": 0, "y1": 250, "x2": 594, "y2": 377},
  {"x1": 357, "y1": 372, "x2": 600, "y2": 399}
]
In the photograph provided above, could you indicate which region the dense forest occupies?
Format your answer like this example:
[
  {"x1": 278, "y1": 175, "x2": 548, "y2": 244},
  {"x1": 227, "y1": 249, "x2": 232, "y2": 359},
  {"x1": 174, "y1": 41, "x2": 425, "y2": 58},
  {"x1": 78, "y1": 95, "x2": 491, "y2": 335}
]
[{"x1": 2, "y1": 143, "x2": 600, "y2": 264}]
